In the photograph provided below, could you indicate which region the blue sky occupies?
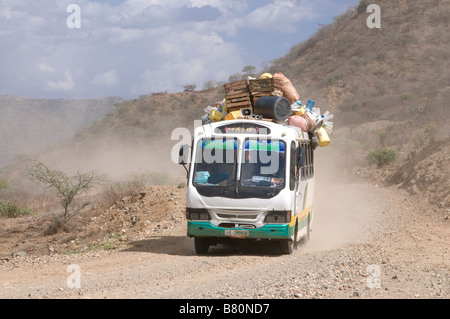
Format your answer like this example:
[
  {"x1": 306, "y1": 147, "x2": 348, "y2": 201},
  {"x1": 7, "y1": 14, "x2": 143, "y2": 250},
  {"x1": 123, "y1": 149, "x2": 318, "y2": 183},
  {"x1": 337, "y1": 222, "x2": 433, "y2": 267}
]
[{"x1": 0, "y1": 0, "x2": 359, "y2": 99}]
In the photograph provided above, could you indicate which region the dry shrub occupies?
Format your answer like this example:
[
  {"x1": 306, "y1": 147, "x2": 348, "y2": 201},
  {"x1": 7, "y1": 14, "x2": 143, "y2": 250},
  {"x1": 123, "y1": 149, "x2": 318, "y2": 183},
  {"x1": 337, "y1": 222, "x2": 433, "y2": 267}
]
[
  {"x1": 100, "y1": 170, "x2": 171, "y2": 208},
  {"x1": 44, "y1": 214, "x2": 70, "y2": 236}
]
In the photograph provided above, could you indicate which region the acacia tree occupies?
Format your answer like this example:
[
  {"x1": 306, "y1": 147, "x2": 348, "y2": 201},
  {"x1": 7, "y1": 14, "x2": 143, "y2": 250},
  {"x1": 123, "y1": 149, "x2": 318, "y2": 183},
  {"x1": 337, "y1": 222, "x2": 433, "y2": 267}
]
[
  {"x1": 183, "y1": 84, "x2": 196, "y2": 92},
  {"x1": 28, "y1": 161, "x2": 104, "y2": 221}
]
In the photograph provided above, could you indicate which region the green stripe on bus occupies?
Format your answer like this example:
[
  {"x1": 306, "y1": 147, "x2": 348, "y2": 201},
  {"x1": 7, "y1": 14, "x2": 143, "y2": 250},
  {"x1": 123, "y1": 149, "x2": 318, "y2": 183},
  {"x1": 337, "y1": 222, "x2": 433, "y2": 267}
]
[{"x1": 187, "y1": 221, "x2": 292, "y2": 239}]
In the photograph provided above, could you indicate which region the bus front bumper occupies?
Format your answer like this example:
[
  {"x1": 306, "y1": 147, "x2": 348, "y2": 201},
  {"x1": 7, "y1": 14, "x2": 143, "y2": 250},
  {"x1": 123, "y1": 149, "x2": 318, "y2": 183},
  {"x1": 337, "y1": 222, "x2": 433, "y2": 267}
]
[{"x1": 187, "y1": 221, "x2": 292, "y2": 239}]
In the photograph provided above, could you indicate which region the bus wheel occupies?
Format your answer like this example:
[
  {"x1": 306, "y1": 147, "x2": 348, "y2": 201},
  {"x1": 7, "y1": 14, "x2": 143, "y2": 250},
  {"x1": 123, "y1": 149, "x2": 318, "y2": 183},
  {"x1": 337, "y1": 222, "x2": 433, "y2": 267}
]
[
  {"x1": 194, "y1": 237, "x2": 210, "y2": 254},
  {"x1": 279, "y1": 239, "x2": 293, "y2": 255},
  {"x1": 281, "y1": 222, "x2": 298, "y2": 254}
]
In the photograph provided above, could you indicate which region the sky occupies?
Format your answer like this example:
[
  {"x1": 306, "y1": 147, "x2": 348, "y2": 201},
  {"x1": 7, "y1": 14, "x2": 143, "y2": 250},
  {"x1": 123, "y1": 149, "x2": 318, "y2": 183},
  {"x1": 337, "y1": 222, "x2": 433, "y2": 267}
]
[{"x1": 0, "y1": 0, "x2": 359, "y2": 99}]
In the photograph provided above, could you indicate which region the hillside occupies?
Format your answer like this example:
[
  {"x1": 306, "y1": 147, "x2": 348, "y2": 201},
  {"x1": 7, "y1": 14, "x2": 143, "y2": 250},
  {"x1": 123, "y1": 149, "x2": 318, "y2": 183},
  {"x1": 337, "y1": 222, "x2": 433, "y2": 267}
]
[
  {"x1": 0, "y1": 95, "x2": 124, "y2": 167},
  {"x1": 1, "y1": 0, "x2": 448, "y2": 208},
  {"x1": 271, "y1": 0, "x2": 449, "y2": 116},
  {"x1": 267, "y1": 0, "x2": 450, "y2": 208},
  {"x1": 273, "y1": 0, "x2": 450, "y2": 208}
]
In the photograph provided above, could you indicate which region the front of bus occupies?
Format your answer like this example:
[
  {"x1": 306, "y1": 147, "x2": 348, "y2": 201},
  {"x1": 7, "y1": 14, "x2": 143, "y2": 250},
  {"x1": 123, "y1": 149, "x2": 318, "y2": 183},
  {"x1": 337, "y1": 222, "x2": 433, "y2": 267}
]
[{"x1": 184, "y1": 120, "x2": 298, "y2": 252}]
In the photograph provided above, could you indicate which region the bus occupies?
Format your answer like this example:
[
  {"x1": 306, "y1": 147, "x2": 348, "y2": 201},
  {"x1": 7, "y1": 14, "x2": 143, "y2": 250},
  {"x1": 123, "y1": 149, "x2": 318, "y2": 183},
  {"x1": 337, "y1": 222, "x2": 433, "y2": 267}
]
[{"x1": 178, "y1": 119, "x2": 315, "y2": 254}]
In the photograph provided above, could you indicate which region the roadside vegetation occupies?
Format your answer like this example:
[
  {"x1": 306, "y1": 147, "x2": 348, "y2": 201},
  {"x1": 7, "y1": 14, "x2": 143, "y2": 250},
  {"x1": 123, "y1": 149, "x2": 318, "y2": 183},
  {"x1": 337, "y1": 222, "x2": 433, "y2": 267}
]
[
  {"x1": 0, "y1": 176, "x2": 36, "y2": 218},
  {"x1": 0, "y1": 200, "x2": 36, "y2": 218},
  {"x1": 367, "y1": 148, "x2": 398, "y2": 168}
]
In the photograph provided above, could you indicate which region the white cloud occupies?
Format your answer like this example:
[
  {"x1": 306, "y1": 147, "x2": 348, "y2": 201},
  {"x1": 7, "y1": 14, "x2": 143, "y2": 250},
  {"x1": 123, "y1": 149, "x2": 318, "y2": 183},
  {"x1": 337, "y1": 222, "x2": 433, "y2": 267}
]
[
  {"x1": 221, "y1": 0, "x2": 316, "y2": 35},
  {"x1": 37, "y1": 63, "x2": 55, "y2": 73},
  {"x1": 189, "y1": 0, "x2": 246, "y2": 12},
  {"x1": 46, "y1": 72, "x2": 74, "y2": 91},
  {"x1": 92, "y1": 69, "x2": 119, "y2": 86},
  {"x1": 0, "y1": 0, "x2": 358, "y2": 98},
  {"x1": 136, "y1": 30, "x2": 242, "y2": 94},
  {"x1": 107, "y1": 27, "x2": 147, "y2": 44}
]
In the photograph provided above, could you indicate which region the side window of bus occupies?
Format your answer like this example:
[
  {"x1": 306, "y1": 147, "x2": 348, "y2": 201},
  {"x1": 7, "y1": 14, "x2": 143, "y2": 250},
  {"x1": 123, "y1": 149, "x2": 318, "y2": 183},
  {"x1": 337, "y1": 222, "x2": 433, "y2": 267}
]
[
  {"x1": 290, "y1": 141, "x2": 296, "y2": 191},
  {"x1": 300, "y1": 142, "x2": 306, "y2": 180},
  {"x1": 300, "y1": 141, "x2": 314, "y2": 180}
]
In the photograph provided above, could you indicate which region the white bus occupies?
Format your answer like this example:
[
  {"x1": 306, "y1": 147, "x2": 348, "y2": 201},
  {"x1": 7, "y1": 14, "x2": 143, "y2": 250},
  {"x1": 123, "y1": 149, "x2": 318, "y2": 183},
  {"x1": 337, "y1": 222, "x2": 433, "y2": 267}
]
[{"x1": 178, "y1": 119, "x2": 315, "y2": 254}]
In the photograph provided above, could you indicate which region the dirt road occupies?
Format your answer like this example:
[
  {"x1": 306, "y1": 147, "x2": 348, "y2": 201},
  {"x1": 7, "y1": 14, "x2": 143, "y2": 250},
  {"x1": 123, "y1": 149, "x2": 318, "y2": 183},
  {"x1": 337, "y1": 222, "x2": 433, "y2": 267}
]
[{"x1": 0, "y1": 153, "x2": 448, "y2": 300}]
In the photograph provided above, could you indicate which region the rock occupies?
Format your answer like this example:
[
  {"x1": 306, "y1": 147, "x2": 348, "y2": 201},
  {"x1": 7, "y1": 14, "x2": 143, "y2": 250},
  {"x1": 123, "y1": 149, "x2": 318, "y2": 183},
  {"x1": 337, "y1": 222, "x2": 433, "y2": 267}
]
[
  {"x1": 178, "y1": 183, "x2": 186, "y2": 188},
  {"x1": 12, "y1": 251, "x2": 27, "y2": 258},
  {"x1": 121, "y1": 196, "x2": 131, "y2": 203}
]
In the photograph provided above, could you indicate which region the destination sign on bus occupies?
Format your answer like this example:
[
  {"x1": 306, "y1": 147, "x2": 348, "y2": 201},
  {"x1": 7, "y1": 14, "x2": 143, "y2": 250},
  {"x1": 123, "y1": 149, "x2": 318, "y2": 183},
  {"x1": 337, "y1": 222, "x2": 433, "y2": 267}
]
[{"x1": 214, "y1": 123, "x2": 271, "y2": 135}]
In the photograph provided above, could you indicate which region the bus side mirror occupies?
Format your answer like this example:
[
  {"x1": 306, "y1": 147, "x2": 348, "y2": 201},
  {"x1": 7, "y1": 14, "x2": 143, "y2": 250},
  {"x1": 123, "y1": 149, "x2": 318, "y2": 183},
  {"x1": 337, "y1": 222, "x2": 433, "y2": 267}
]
[
  {"x1": 297, "y1": 146, "x2": 305, "y2": 167},
  {"x1": 178, "y1": 144, "x2": 189, "y2": 165}
]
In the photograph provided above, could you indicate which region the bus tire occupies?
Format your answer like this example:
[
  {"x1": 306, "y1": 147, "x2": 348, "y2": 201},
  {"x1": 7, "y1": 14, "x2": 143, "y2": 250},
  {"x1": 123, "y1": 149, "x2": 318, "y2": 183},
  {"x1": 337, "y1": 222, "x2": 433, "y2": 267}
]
[
  {"x1": 279, "y1": 239, "x2": 293, "y2": 255},
  {"x1": 194, "y1": 237, "x2": 210, "y2": 254}
]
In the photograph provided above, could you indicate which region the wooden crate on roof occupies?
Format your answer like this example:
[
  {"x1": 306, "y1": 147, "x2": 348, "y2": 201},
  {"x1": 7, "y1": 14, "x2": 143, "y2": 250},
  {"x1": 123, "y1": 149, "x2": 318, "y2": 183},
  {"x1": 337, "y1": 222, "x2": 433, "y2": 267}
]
[
  {"x1": 225, "y1": 92, "x2": 252, "y2": 110},
  {"x1": 224, "y1": 80, "x2": 249, "y2": 94},
  {"x1": 249, "y1": 78, "x2": 281, "y2": 93}
]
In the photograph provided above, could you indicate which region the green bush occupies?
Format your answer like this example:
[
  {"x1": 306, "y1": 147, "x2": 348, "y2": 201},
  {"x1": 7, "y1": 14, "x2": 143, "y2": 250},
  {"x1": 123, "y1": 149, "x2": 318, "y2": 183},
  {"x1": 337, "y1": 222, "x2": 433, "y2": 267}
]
[
  {"x1": 401, "y1": 92, "x2": 412, "y2": 101},
  {"x1": 0, "y1": 200, "x2": 36, "y2": 218},
  {"x1": 367, "y1": 148, "x2": 398, "y2": 167},
  {"x1": 0, "y1": 177, "x2": 9, "y2": 190},
  {"x1": 357, "y1": 0, "x2": 369, "y2": 14}
]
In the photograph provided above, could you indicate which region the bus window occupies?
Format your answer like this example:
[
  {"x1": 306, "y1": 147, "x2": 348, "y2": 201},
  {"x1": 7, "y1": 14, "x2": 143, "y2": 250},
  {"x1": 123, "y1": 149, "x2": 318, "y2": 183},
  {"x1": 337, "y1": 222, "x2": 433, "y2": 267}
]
[
  {"x1": 240, "y1": 138, "x2": 286, "y2": 189},
  {"x1": 300, "y1": 141, "x2": 314, "y2": 181},
  {"x1": 290, "y1": 141, "x2": 296, "y2": 191},
  {"x1": 193, "y1": 138, "x2": 237, "y2": 187}
]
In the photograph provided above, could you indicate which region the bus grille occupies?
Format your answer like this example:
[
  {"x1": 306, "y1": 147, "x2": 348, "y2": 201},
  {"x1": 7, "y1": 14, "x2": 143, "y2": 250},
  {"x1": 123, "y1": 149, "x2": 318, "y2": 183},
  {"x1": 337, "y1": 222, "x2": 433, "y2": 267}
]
[{"x1": 211, "y1": 209, "x2": 261, "y2": 220}]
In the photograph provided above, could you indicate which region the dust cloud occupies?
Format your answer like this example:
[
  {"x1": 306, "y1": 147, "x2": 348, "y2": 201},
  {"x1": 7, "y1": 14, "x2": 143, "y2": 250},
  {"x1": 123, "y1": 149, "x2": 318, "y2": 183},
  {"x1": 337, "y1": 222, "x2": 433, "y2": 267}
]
[
  {"x1": 36, "y1": 133, "x2": 187, "y2": 186},
  {"x1": 304, "y1": 143, "x2": 384, "y2": 253}
]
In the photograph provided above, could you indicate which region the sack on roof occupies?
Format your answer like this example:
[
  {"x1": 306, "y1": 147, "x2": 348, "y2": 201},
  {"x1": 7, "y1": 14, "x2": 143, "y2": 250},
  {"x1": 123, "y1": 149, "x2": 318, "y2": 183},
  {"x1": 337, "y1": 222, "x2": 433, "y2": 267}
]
[{"x1": 273, "y1": 72, "x2": 300, "y2": 104}]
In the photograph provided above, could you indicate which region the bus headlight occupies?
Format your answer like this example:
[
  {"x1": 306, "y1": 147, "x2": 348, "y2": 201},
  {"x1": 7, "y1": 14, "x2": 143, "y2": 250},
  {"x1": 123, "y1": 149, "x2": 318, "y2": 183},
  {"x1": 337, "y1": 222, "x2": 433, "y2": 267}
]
[
  {"x1": 265, "y1": 210, "x2": 291, "y2": 223},
  {"x1": 186, "y1": 208, "x2": 210, "y2": 220}
]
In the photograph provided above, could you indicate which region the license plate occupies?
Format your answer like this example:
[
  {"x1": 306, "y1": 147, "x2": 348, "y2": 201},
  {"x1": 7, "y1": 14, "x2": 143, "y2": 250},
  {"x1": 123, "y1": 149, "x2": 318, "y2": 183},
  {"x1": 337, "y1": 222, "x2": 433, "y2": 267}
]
[{"x1": 225, "y1": 229, "x2": 249, "y2": 238}]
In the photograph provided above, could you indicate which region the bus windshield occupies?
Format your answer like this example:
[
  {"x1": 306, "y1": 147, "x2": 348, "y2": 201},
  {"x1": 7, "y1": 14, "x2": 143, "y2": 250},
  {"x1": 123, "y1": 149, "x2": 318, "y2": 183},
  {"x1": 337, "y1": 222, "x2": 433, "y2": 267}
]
[
  {"x1": 240, "y1": 139, "x2": 286, "y2": 189},
  {"x1": 193, "y1": 138, "x2": 237, "y2": 187}
]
